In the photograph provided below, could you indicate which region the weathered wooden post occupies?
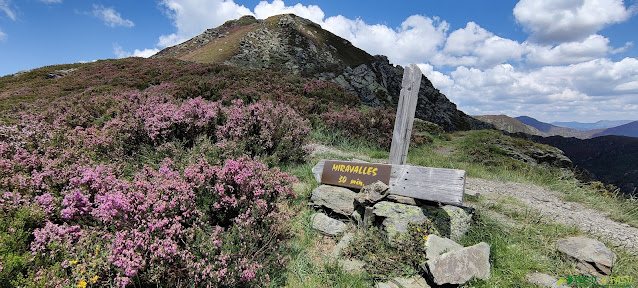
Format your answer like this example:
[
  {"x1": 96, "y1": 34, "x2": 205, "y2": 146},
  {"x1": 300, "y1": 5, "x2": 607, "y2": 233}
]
[{"x1": 389, "y1": 64, "x2": 422, "y2": 165}]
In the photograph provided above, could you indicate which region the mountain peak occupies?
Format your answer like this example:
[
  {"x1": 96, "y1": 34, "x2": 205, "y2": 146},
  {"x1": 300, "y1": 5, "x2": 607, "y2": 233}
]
[{"x1": 153, "y1": 14, "x2": 492, "y2": 132}]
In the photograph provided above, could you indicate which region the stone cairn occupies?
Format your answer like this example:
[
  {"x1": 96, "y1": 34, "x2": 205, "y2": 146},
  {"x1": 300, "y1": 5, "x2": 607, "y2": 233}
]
[{"x1": 309, "y1": 172, "x2": 491, "y2": 287}]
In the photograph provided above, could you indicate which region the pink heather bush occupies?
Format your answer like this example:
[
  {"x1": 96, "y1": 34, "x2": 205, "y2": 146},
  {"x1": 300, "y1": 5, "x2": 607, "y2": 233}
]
[
  {"x1": 217, "y1": 99, "x2": 310, "y2": 164},
  {"x1": 322, "y1": 106, "x2": 396, "y2": 149},
  {"x1": 0, "y1": 58, "x2": 317, "y2": 287},
  {"x1": 20, "y1": 158, "x2": 297, "y2": 287}
]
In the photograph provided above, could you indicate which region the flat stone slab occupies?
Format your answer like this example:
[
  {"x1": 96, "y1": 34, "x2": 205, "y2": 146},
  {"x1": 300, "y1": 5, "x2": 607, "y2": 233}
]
[
  {"x1": 310, "y1": 185, "x2": 357, "y2": 216},
  {"x1": 373, "y1": 201, "x2": 426, "y2": 238},
  {"x1": 311, "y1": 213, "x2": 347, "y2": 236},
  {"x1": 425, "y1": 234, "x2": 463, "y2": 260},
  {"x1": 424, "y1": 242, "x2": 491, "y2": 285},
  {"x1": 556, "y1": 236, "x2": 616, "y2": 276},
  {"x1": 375, "y1": 276, "x2": 431, "y2": 288}
]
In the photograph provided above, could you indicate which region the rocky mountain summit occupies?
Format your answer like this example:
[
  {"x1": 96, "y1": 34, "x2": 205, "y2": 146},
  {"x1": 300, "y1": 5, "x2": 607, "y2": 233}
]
[{"x1": 153, "y1": 14, "x2": 491, "y2": 131}]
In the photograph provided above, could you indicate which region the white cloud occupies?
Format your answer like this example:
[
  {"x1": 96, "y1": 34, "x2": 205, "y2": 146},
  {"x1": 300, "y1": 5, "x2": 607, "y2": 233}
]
[
  {"x1": 513, "y1": 0, "x2": 632, "y2": 43},
  {"x1": 40, "y1": 0, "x2": 62, "y2": 3},
  {"x1": 323, "y1": 14, "x2": 449, "y2": 64},
  {"x1": 0, "y1": 0, "x2": 16, "y2": 21},
  {"x1": 253, "y1": 0, "x2": 324, "y2": 24},
  {"x1": 113, "y1": 44, "x2": 159, "y2": 58},
  {"x1": 435, "y1": 22, "x2": 525, "y2": 68},
  {"x1": 92, "y1": 4, "x2": 134, "y2": 28},
  {"x1": 417, "y1": 63, "x2": 454, "y2": 89},
  {"x1": 526, "y1": 34, "x2": 614, "y2": 65},
  {"x1": 443, "y1": 57, "x2": 638, "y2": 121},
  {"x1": 443, "y1": 22, "x2": 490, "y2": 55},
  {"x1": 0, "y1": 28, "x2": 6, "y2": 41},
  {"x1": 158, "y1": 0, "x2": 251, "y2": 47}
]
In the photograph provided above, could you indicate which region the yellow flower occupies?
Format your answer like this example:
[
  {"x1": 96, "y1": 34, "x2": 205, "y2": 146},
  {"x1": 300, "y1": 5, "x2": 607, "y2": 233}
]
[
  {"x1": 90, "y1": 275, "x2": 99, "y2": 284},
  {"x1": 424, "y1": 235, "x2": 429, "y2": 241},
  {"x1": 77, "y1": 280, "x2": 87, "y2": 288},
  {"x1": 70, "y1": 260, "x2": 78, "y2": 265}
]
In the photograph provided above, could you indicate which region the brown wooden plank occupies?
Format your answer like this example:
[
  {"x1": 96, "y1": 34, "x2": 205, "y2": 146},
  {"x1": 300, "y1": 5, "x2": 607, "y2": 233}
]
[
  {"x1": 389, "y1": 64, "x2": 422, "y2": 165},
  {"x1": 321, "y1": 160, "x2": 392, "y2": 189}
]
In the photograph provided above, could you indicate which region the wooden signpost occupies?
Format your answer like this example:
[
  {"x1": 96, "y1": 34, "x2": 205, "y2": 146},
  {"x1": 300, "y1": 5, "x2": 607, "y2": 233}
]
[
  {"x1": 312, "y1": 63, "x2": 466, "y2": 206},
  {"x1": 389, "y1": 63, "x2": 422, "y2": 165}
]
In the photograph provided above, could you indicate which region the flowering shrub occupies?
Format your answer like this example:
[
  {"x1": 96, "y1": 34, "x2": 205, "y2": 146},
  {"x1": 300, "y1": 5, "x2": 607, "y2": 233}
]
[
  {"x1": 322, "y1": 106, "x2": 396, "y2": 149},
  {"x1": 217, "y1": 100, "x2": 310, "y2": 164}
]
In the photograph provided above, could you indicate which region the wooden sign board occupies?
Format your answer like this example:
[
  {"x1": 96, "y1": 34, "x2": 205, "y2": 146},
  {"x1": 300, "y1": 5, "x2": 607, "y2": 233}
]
[
  {"x1": 313, "y1": 159, "x2": 465, "y2": 206},
  {"x1": 321, "y1": 160, "x2": 392, "y2": 189}
]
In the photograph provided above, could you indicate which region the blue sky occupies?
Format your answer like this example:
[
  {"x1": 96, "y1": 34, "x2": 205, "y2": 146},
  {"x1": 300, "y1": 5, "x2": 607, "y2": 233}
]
[{"x1": 1, "y1": 0, "x2": 637, "y2": 122}]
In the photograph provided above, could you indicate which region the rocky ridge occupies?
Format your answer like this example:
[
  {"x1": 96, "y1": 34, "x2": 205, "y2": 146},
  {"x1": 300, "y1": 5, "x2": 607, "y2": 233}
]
[{"x1": 153, "y1": 14, "x2": 492, "y2": 132}]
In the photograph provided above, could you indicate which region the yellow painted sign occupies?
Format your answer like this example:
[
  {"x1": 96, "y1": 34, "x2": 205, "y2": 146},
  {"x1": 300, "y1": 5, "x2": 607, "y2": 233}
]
[{"x1": 321, "y1": 160, "x2": 391, "y2": 189}]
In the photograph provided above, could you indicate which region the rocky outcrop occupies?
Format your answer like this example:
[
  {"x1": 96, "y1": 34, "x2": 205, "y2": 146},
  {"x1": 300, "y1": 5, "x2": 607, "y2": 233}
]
[{"x1": 153, "y1": 14, "x2": 493, "y2": 132}]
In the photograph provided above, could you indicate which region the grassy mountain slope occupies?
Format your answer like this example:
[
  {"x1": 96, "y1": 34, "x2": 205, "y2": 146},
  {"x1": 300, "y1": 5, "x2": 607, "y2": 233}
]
[{"x1": 153, "y1": 14, "x2": 492, "y2": 132}]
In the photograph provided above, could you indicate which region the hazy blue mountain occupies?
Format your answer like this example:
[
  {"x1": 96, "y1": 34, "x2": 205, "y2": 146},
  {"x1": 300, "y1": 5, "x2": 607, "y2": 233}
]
[
  {"x1": 515, "y1": 116, "x2": 601, "y2": 138},
  {"x1": 552, "y1": 120, "x2": 634, "y2": 130},
  {"x1": 593, "y1": 121, "x2": 638, "y2": 138}
]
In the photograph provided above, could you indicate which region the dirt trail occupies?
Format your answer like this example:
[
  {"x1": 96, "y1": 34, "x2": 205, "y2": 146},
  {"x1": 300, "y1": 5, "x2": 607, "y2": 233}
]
[{"x1": 466, "y1": 178, "x2": 638, "y2": 255}]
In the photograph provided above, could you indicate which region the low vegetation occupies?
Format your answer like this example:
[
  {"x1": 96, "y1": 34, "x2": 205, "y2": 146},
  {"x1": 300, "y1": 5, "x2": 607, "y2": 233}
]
[{"x1": 1, "y1": 58, "x2": 637, "y2": 287}]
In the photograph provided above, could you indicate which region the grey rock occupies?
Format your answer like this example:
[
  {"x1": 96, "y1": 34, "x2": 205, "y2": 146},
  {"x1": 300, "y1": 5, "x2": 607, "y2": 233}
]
[
  {"x1": 375, "y1": 276, "x2": 431, "y2": 288},
  {"x1": 355, "y1": 180, "x2": 390, "y2": 206},
  {"x1": 386, "y1": 194, "x2": 417, "y2": 205},
  {"x1": 311, "y1": 213, "x2": 347, "y2": 236},
  {"x1": 526, "y1": 272, "x2": 568, "y2": 288},
  {"x1": 442, "y1": 205, "x2": 473, "y2": 242},
  {"x1": 556, "y1": 236, "x2": 616, "y2": 276},
  {"x1": 375, "y1": 282, "x2": 399, "y2": 288},
  {"x1": 310, "y1": 185, "x2": 357, "y2": 216},
  {"x1": 332, "y1": 232, "x2": 354, "y2": 258},
  {"x1": 373, "y1": 201, "x2": 426, "y2": 240},
  {"x1": 424, "y1": 235, "x2": 463, "y2": 260},
  {"x1": 339, "y1": 259, "x2": 365, "y2": 273},
  {"x1": 424, "y1": 242, "x2": 491, "y2": 285}
]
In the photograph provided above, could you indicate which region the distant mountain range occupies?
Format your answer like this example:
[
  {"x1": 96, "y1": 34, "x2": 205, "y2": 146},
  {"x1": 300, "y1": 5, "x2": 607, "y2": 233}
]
[
  {"x1": 474, "y1": 115, "x2": 638, "y2": 194},
  {"x1": 552, "y1": 120, "x2": 634, "y2": 130},
  {"x1": 475, "y1": 115, "x2": 638, "y2": 139}
]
